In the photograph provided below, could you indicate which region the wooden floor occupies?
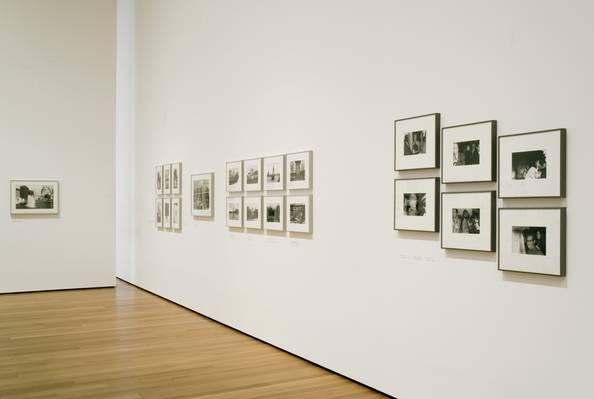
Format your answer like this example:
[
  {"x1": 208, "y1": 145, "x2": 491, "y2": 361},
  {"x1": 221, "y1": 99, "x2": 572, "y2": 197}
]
[{"x1": 0, "y1": 280, "x2": 387, "y2": 399}]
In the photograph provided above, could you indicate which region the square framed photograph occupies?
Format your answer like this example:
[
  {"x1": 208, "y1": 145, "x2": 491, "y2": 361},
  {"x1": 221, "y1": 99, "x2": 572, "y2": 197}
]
[
  {"x1": 171, "y1": 197, "x2": 181, "y2": 231},
  {"x1": 394, "y1": 113, "x2": 440, "y2": 171},
  {"x1": 441, "y1": 191, "x2": 496, "y2": 252},
  {"x1": 155, "y1": 198, "x2": 163, "y2": 228},
  {"x1": 10, "y1": 180, "x2": 59, "y2": 215},
  {"x1": 244, "y1": 196, "x2": 262, "y2": 229},
  {"x1": 287, "y1": 195, "x2": 311, "y2": 233},
  {"x1": 243, "y1": 158, "x2": 262, "y2": 191},
  {"x1": 498, "y1": 208, "x2": 566, "y2": 276},
  {"x1": 263, "y1": 155, "x2": 285, "y2": 191},
  {"x1": 163, "y1": 164, "x2": 172, "y2": 195},
  {"x1": 498, "y1": 129, "x2": 566, "y2": 198},
  {"x1": 226, "y1": 197, "x2": 243, "y2": 228},
  {"x1": 171, "y1": 162, "x2": 182, "y2": 195},
  {"x1": 155, "y1": 165, "x2": 163, "y2": 195},
  {"x1": 286, "y1": 151, "x2": 312, "y2": 190},
  {"x1": 226, "y1": 161, "x2": 243, "y2": 192},
  {"x1": 441, "y1": 120, "x2": 496, "y2": 183},
  {"x1": 191, "y1": 173, "x2": 213, "y2": 217},
  {"x1": 394, "y1": 178, "x2": 440, "y2": 232},
  {"x1": 163, "y1": 198, "x2": 172, "y2": 228},
  {"x1": 263, "y1": 196, "x2": 284, "y2": 231}
]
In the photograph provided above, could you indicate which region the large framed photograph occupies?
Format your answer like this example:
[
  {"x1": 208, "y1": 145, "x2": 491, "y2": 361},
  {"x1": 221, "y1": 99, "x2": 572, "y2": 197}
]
[
  {"x1": 171, "y1": 162, "x2": 182, "y2": 195},
  {"x1": 244, "y1": 196, "x2": 262, "y2": 229},
  {"x1": 191, "y1": 173, "x2": 213, "y2": 217},
  {"x1": 155, "y1": 165, "x2": 163, "y2": 195},
  {"x1": 286, "y1": 151, "x2": 312, "y2": 190},
  {"x1": 226, "y1": 161, "x2": 243, "y2": 192},
  {"x1": 441, "y1": 120, "x2": 496, "y2": 183},
  {"x1": 226, "y1": 197, "x2": 243, "y2": 228},
  {"x1": 441, "y1": 191, "x2": 496, "y2": 252},
  {"x1": 498, "y1": 208, "x2": 566, "y2": 276},
  {"x1": 498, "y1": 129, "x2": 566, "y2": 198},
  {"x1": 287, "y1": 195, "x2": 311, "y2": 233},
  {"x1": 155, "y1": 198, "x2": 163, "y2": 228},
  {"x1": 163, "y1": 164, "x2": 172, "y2": 195},
  {"x1": 263, "y1": 196, "x2": 284, "y2": 231},
  {"x1": 163, "y1": 198, "x2": 172, "y2": 228},
  {"x1": 171, "y1": 197, "x2": 181, "y2": 231},
  {"x1": 10, "y1": 180, "x2": 59, "y2": 215},
  {"x1": 394, "y1": 113, "x2": 440, "y2": 171},
  {"x1": 243, "y1": 158, "x2": 262, "y2": 192},
  {"x1": 394, "y1": 178, "x2": 440, "y2": 232},
  {"x1": 263, "y1": 155, "x2": 284, "y2": 191}
]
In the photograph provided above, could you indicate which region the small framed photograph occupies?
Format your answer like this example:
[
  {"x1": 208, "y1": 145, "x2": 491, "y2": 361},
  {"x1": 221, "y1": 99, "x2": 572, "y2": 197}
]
[
  {"x1": 243, "y1": 158, "x2": 262, "y2": 191},
  {"x1": 287, "y1": 195, "x2": 311, "y2": 233},
  {"x1": 163, "y1": 164, "x2": 172, "y2": 195},
  {"x1": 155, "y1": 198, "x2": 163, "y2": 228},
  {"x1": 163, "y1": 198, "x2": 172, "y2": 228},
  {"x1": 244, "y1": 196, "x2": 262, "y2": 229},
  {"x1": 226, "y1": 161, "x2": 243, "y2": 192},
  {"x1": 191, "y1": 173, "x2": 213, "y2": 217},
  {"x1": 10, "y1": 180, "x2": 59, "y2": 215},
  {"x1": 171, "y1": 162, "x2": 182, "y2": 195},
  {"x1": 441, "y1": 120, "x2": 496, "y2": 183},
  {"x1": 394, "y1": 178, "x2": 440, "y2": 232},
  {"x1": 441, "y1": 191, "x2": 496, "y2": 252},
  {"x1": 263, "y1": 196, "x2": 284, "y2": 231},
  {"x1": 226, "y1": 197, "x2": 243, "y2": 228},
  {"x1": 499, "y1": 129, "x2": 566, "y2": 198},
  {"x1": 171, "y1": 197, "x2": 181, "y2": 230},
  {"x1": 394, "y1": 113, "x2": 440, "y2": 171},
  {"x1": 286, "y1": 151, "x2": 312, "y2": 190},
  {"x1": 263, "y1": 155, "x2": 285, "y2": 191},
  {"x1": 155, "y1": 165, "x2": 163, "y2": 195},
  {"x1": 499, "y1": 208, "x2": 566, "y2": 276}
]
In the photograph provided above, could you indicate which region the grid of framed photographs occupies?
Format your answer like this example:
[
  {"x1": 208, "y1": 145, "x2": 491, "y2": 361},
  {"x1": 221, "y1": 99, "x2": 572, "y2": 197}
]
[{"x1": 156, "y1": 162, "x2": 182, "y2": 232}]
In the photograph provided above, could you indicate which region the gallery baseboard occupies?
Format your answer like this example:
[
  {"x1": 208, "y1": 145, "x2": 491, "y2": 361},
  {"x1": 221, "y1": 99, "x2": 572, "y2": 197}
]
[
  {"x1": 115, "y1": 276, "x2": 396, "y2": 399},
  {"x1": 0, "y1": 285, "x2": 115, "y2": 295}
]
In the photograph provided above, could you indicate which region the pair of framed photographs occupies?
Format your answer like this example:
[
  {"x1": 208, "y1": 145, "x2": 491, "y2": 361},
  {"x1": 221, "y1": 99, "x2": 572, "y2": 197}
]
[
  {"x1": 156, "y1": 162, "x2": 182, "y2": 196},
  {"x1": 155, "y1": 197, "x2": 182, "y2": 231},
  {"x1": 226, "y1": 151, "x2": 312, "y2": 193},
  {"x1": 226, "y1": 195, "x2": 311, "y2": 233},
  {"x1": 10, "y1": 180, "x2": 59, "y2": 215}
]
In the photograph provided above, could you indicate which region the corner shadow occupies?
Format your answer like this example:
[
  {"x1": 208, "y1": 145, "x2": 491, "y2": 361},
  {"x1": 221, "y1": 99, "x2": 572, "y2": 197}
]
[
  {"x1": 397, "y1": 230, "x2": 440, "y2": 241},
  {"x1": 444, "y1": 249, "x2": 497, "y2": 263},
  {"x1": 266, "y1": 230, "x2": 286, "y2": 238},
  {"x1": 289, "y1": 232, "x2": 313, "y2": 240},
  {"x1": 246, "y1": 228, "x2": 264, "y2": 235},
  {"x1": 10, "y1": 213, "x2": 60, "y2": 220},
  {"x1": 501, "y1": 271, "x2": 567, "y2": 288},
  {"x1": 193, "y1": 216, "x2": 214, "y2": 222},
  {"x1": 228, "y1": 227, "x2": 244, "y2": 233}
]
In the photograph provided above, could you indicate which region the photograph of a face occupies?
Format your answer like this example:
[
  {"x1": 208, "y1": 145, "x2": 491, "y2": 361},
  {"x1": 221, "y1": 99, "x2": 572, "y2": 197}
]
[
  {"x1": 263, "y1": 196, "x2": 284, "y2": 231},
  {"x1": 244, "y1": 158, "x2": 262, "y2": 191},
  {"x1": 155, "y1": 166, "x2": 163, "y2": 195},
  {"x1": 244, "y1": 197, "x2": 262, "y2": 229},
  {"x1": 453, "y1": 140, "x2": 480, "y2": 166},
  {"x1": 512, "y1": 226, "x2": 546, "y2": 255},
  {"x1": 452, "y1": 208, "x2": 480, "y2": 234},
  {"x1": 163, "y1": 198, "x2": 171, "y2": 228},
  {"x1": 286, "y1": 151, "x2": 312, "y2": 190},
  {"x1": 163, "y1": 164, "x2": 171, "y2": 194},
  {"x1": 155, "y1": 198, "x2": 163, "y2": 228},
  {"x1": 171, "y1": 163, "x2": 181, "y2": 195},
  {"x1": 403, "y1": 130, "x2": 426, "y2": 156},
  {"x1": 403, "y1": 193, "x2": 426, "y2": 216},
  {"x1": 263, "y1": 155, "x2": 284, "y2": 190},
  {"x1": 226, "y1": 197, "x2": 243, "y2": 227},
  {"x1": 226, "y1": 161, "x2": 242, "y2": 192},
  {"x1": 191, "y1": 173, "x2": 213, "y2": 217},
  {"x1": 287, "y1": 195, "x2": 311, "y2": 233},
  {"x1": 171, "y1": 197, "x2": 181, "y2": 230},
  {"x1": 512, "y1": 150, "x2": 547, "y2": 180},
  {"x1": 394, "y1": 113, "x2": 439, "y2": 170},
  {"x1": 10, "y1": 180, "x2": 59, "y2": 215}
]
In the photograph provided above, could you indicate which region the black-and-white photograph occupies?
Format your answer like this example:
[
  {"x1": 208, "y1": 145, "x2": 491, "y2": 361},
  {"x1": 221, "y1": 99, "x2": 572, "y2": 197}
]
[
  {"x1": 243, "y1": 159, "x2": 261, "y2": 191},
  {"x1": 512, "y1": 226, "x2": 546, "y2": 255},
  {"x1": 155, "y1": 198, "x2": 163, "y2": 228},
  {"x1": 171, "y1": 197, "x2": 181, "y2": 230},
  {"x1": 267, "y1": 163, "x2": 281, "y2": 183},
  {"x1": 394, "y1": 113, "x2": 439, "y2": 171},
  {"x1": 286, "y1": 151, "x2": 312, "y2": 189},
  {"x1": 267, "y1": 203, "x2": 281, "y2": 223},
  {"x1": 164, "y1": 198, "x2": 171, "y2": 228},
  {"x1": 171, "y1": 163, "x2": 181, "y2": 195},
  {"x1": 403, "y1": 130, "x2": 426, "y2": 156},
  {"x1": 228, "y1": 204, "x2": 240, "y2": 220},
  {"x1": 246, "y1": 167, "x2": 259, "y2": 184},
  {"x1": 452, "y1": 208, "x2": 480, "y2": 234},
  {"x1": 246, "y1": 205, "x2": 259, "y2": 220},
  {"x1": 453, "y1": 140, "x2": 480, "y2": 166},
  {"x1": 164, "y1": 164, "x2": 171, "y2": 194},
  {"x1": 243, "y1": 197, "x2": 262, "y2": 228},
  {"x1": 512, "y1": 150, "x2": 547, "y2": 180},
  {"x1": 263, "y1": 155, "x2": 284, "y2": 191},
  {"x1": 290, "y1": 159, "x2": 306, "y2": 181},
  {"x1": 263, "y1": 196, "x2": 284, "y2": 230},
  {"x1": 228, "y1": 168, "x2": 239, "y2": 185},
  {"x1": 287, "y1": 195, "x2": 311, "y2": 233},
  {"x1": 290, "y1": 203, "x2": 306, "y2": 224},
  {"x1": 193, "y1": 179, "x2": 209, "y2": 210},
  {"x1": 155, "y1": 166, "x2": 163, "y2": 195},
  {"x1": 394, "y1": 178, "x2": 439, "y2": 232},
  {"x1": 403, "y1": 193, "x2": 426, "y2": 216},
  {"x1": 10, "y1": 180, "x2": 59, "y2": 215}
]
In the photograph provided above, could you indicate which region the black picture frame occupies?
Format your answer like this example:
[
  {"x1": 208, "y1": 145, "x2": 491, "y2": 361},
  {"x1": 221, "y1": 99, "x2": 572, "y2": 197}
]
[
  {"x1": 394, "y1": 113, "x2": 440, "y2": 171},
  {"x1": 393, "y1": 177, "x2": 440, "y2": 232}
]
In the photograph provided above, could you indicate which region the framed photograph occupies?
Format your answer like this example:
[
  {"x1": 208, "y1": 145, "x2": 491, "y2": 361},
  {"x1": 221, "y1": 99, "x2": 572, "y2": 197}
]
[
  {"x1": 171, "y1": 162, "x2": 182, "y2": 195},
  {"x1": 394, "y1": 113, "x2": 440, "y2": 171},
  {"x1": 287, "y1": 195, "x2": 311, "y2": 233},
  {"x1": 286, "y1": 151, "x2": 312, "y2": 190},
  {"x1": 226, "y1": 197, "x2": 243, "y2": 228},
  {"x1": 263, "y1": 155, "x2": 285, "y2": 191},
  {"x1": 10, "y1": 180, "x2": 59, "y2": 215},
  {"x1": 394, "y1": 178, "x2": 440, "y2": 232},
  {"x1": 191, "y1": 173, "x2": 213, "y2": 217},
  {"x1": 171, "y1": 197, "x2": 181, "y2": 230},
  {"x1": 155, "y1": 165, "x2": 163, "y2": 195},
  {"x1": 243, "y1": 158, "x2": 262, "y2": 191},
  {"x1": 226, "y1": 161, "x2": 243, "y2": 192},
  {"x1": 163, "y1": 164, "x2": 172, "y2": 195},
  {"x1": 163, "y1": 198, "x2": 172, "y2": 228},
  {"x1": 244, "y1": 196, "x2": 262, "y2": 229},
  {"x1": 441, "y1": 120, "x2": 496, "y2": 183},
  {"x1": 263, "y1": 196, "x2": 284, "y2": 231},
  {"x1": 499, "y1": 129, "x2": 566, "y2": 198},
  {"x1": 155, "y1": 198, "x2": 163, "y2": 228},
  {"x1": 499, "y1": 208, "x2": 566, "y2": 276},
  {"x1": 441, "y1": 191, "x2": 496, "y2": 252}
]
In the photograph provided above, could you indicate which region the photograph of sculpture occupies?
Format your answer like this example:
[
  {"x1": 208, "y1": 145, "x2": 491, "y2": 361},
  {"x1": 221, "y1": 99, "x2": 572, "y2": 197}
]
[
  {"x1": 243, "y1": 196, "x2": 262, "y2": 229},
  {"x1": 403, "y1": 130, "x2": 426, "y2": 156},
  {"x1": 451, "y1": 209, "x2": 480, "y2": 234},
  {"x1": 10, "y1": 180, "x2": 59, "y2": 215},
  {"x1": 171, "y1": 197, "x2": 181, "y2": 230},
  {"x1": 226, "y1": 197, "x2": 243, "y2": 228},
  {"x1": 244, "y1": 158, "x2": 262, "y2": 191},
  {"x1": 163, "y1": 198, "x2": 171, "y2": 228},
  {"x1": 286, "y1": 151, "x2": 312, "y2": 190},
  {"x1": 191, "y1": 173, "x2": 213, "y2": 217},
  {"x1": 512, "y1": 150, "x2": 546, "y2": 180},
  {"x1": 155, "y1": 165, "x2": 163, "y2": 195},
  {"x1": 226, "y1": 161, "x2": 242, "y2": 192},
  {"x1": 393, "y1": 178, "x2": 439, "y2": 232},
  {"x1": 263, "y1": 155, "x2": 284, "y2": 191},
  {"x1": 453, "y1": 140, "x2": 480, "y2": 166},
  {"x1": 163, "y1": 164, "x2": 171, "y2": 195},
  {"x1": 263, "y1": 196, "x2": 284, "y2": 231},
  {"x1": 394, "y1": 113, "x2": 440, "y2": 170},
  {"x1": 286, "y1": 195, "x2": 311, "y2": 233},
  {"x1": 171, "y1": 162, "x2": 182, "y2": 195},
  {"x1": 155, "y1": 198, "x2": 163, "y2": 228}
]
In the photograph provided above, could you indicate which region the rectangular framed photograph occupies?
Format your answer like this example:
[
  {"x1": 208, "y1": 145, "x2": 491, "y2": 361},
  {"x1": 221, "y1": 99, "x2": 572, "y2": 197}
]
[
  {"x1": 171, "y1": 162, "x2": 182, "y2": 195},
  {"x1": 155, "y1": 165, "x2": 163, "y2": 195},
  {"x1": 499, "y1": 208, "x2": 566, "y2": 276},
  {"x1": 171, "y1": 197, "x2": 181, "y2": 231},
  {"x1": 163, "y1": 164, "x2": 172, "y2": 195},
  {"x1": 244, "y1": 196, "x2": 262, "y2": 229},
  {"x1": 263, "y1": 155, "x2": 284, "y2": 191},
  {"x1": 244, "y1": 158, "x2": 262, "y2": 191},
  {"x1": 441, "y1": 191, "x2": 495, "y2": 252},
  {"x1": 441, "y1": 120, "x2": 496, "y2": 183},
  {"x1": 10, "y1": 180, "x2": 59, "y2": 215},
  {"x1": 263, "y1": 196, "x2": 284, "y2": 231},
  {"x1": 163, "y1": 198, "x2": 172, "y2": 228},
  {"x1": 287, "y1": 195, "x2": 311, "y2": 233},
  {"x1": 191, "y1": 173, "x2": 213, "y2": 217},
  {"x1": 155, "y1": 198, "x2": 163, "y2": 228},
  {"x1": 394, "y1": 178, "x2": 440, "y2": 232},
  {"x1": 394, "y1": 113, "x2": 440, "y2": 170},
  {"x1": 286, "y1": 151, "x2": 312, "y2": 190},
  {"x1": 226, "y1": 197, "x2": 243, "y2": 228},
  {"x1": 499, "y1": 129, "x2": 566, "y2": 198},
  {"x1": 226, "y1": 161, "x2": 243, "y2": 192}
]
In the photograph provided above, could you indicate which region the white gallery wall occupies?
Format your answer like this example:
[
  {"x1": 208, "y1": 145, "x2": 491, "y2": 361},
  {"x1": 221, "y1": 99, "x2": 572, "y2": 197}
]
[
  {"x1": 118, "y1": 1, "x2": 594, "y2": 398},
  {"x1": 0, "y1": 0, "x2": 116, "y2": 292}
]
